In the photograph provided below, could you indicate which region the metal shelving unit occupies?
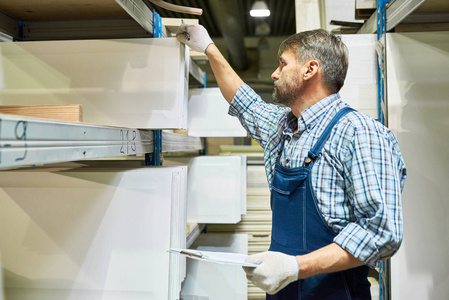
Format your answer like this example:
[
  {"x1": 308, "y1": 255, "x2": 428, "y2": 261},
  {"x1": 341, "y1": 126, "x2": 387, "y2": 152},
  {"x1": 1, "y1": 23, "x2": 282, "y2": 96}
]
[
  {"x1": 0, "y1": 113, "x2": 202, "y2": 169},
  {"x1": 358, "y1": 0, "x2": 426, "y2": 34},
  {"x1": 0, "y1": 0, "x2": 204, "y2": 86},
  {"x1": 0, "y1": 0, "x2": 205, "y2": 169},
  {"x1": 357, "y1": 0, "x2": 449, "y2": 34}
]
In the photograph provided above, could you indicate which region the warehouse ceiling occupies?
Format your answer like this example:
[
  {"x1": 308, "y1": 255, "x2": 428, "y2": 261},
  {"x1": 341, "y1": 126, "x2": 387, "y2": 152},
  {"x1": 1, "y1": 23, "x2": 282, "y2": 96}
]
[{"x1": 143, "y1": 0, "x2": 297, "y2": 38}]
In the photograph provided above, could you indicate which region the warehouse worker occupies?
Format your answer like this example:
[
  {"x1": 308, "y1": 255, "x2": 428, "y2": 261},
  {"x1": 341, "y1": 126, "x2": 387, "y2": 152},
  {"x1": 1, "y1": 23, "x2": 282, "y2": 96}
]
[{"x1": 177, "y1": 25, "x2": 406, "y2": 299}]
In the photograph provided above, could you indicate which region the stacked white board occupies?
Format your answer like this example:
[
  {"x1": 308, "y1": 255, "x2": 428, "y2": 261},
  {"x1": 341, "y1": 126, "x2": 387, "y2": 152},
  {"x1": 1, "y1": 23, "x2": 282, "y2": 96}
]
[
  {"x1": 165, "y1": 155, "x2": 247, "y2": 224},
  {"x1": 340, "y1": 34, "x2": 378, "y2": 119},
  {"x1": 0, "y1": 165, "x2": 187, "y2": 300},
  {"x1": 188, "y1": 88, "x2": 248, "y2": 137},
  {"x1": 208, "y1": 164, "x2": 271, "y2": 299},
  {"x1": 181, "y1": 233, "x2": 248, "y2": 300},
  {"x1": 0, "y1": 38, "x2": 188, "y2": 129},
  {"x1": 387, "y1": 31, "x2": 449, "y2": 300}
]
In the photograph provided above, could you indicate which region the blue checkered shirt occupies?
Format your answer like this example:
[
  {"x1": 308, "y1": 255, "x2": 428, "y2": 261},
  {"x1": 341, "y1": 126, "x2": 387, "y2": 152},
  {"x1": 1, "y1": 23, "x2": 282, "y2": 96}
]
[{"x1": 229, "y1": 83, "x2": 406, "y2": 267}]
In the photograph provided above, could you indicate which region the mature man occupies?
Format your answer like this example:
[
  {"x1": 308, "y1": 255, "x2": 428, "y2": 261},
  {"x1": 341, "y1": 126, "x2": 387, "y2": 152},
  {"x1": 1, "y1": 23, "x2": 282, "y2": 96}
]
[{"x1": 177, "y1": 25, "x2": 406, "y2": 299}]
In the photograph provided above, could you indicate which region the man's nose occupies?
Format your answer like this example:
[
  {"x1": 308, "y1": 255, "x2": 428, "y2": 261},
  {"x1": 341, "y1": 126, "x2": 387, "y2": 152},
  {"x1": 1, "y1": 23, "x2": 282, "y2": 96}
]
[{"x1": 271, "y1": 68, "x2": 280, "y2": 80}]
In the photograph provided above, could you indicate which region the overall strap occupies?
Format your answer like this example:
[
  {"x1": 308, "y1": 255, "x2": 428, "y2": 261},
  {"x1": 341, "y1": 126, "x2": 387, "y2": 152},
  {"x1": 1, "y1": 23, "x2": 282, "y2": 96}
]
[{"x1": 308, "y1": 107, "x2": 354, "y2": 161}]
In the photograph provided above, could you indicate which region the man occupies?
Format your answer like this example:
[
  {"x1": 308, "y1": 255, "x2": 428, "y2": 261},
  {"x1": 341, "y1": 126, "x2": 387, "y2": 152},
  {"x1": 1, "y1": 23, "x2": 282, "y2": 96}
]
[{"x1": 177, "y1": 25, "x2": 406, "y2": 299}]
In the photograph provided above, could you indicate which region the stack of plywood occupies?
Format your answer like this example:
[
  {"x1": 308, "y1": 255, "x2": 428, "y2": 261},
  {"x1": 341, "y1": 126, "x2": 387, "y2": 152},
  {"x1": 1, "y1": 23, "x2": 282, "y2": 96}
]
[{"x1": 0, "y1": 105, "x2": 83, "y2": 122}]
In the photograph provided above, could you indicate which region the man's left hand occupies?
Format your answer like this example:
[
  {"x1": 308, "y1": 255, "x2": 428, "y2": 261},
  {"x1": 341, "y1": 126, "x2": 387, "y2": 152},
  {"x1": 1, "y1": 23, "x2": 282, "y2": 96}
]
[{"x1": 243, "y1": 251, "x2": 299, "y2": 295}]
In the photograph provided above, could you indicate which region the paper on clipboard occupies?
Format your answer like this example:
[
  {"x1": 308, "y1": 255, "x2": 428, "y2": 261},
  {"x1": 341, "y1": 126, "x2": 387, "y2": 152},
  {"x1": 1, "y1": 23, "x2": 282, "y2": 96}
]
[{"x1": 169, "y1": 248, "x2": 259, "y2": 268}]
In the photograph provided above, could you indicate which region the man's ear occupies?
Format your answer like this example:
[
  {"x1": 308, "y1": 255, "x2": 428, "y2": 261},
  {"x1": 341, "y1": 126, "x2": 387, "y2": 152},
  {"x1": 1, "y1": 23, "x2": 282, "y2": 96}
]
[{"x1": 303, "y1": 60, "x2": 319, "y2": 81}]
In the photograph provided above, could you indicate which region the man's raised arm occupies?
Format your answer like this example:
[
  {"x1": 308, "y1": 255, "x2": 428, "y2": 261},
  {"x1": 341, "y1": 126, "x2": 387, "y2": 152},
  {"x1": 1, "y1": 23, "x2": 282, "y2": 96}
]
[{"x1": 177, "y1": 24, "x2": 244, "y2": 104}]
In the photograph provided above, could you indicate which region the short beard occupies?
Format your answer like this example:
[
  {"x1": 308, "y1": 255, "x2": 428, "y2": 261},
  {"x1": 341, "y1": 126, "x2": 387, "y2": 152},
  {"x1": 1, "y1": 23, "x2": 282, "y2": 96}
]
[{"x1": 272, "y1": 82, "x2": 300, "y2": 107}]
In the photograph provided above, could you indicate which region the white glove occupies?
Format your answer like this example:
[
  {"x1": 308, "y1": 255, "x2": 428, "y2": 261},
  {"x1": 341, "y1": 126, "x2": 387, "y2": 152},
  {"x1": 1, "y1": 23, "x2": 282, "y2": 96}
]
[
  {"x1": 243, "y1": 251, "x2": 299, "y2": 295},
  {"x1": 176, "y1": 24, "x2": 214, "y2": 54}
]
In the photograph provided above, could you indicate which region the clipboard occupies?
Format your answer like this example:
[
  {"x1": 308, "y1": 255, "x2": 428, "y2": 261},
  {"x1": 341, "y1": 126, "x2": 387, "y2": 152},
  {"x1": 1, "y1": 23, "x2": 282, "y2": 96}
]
[{"x1": 168, "y1": 248, "x2": 259, "y2": 268}]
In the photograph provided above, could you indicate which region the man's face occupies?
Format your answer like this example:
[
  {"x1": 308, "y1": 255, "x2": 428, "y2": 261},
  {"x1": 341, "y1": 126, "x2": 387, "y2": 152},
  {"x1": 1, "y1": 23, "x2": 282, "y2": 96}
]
[{"x1": 271, "y1": 49, "x2": 303, "y2": 107}]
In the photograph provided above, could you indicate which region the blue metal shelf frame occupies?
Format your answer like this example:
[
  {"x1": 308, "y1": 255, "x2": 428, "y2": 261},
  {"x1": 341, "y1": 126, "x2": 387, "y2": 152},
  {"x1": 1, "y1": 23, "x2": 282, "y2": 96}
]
[
  {"x1": 147, "y1": 10, "x2": 163, "y2": 166},
  {"x1": 377, "y1": 1, "x2": 391, "y2": 299},
  {"x1": 377, "y1": 0, "x2": 390, "y2": 126}
]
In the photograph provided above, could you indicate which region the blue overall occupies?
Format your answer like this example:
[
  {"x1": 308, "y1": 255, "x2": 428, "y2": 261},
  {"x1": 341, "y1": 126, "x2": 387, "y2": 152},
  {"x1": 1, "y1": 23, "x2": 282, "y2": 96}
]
[{"x1": 268, "y1": 107, "x2": 371, "y2": 300}]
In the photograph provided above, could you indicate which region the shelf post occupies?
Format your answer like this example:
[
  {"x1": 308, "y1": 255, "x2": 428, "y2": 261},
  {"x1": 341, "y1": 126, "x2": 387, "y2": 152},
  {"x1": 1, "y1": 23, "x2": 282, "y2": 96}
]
[
  {"x1": 377, "y1": 1, "x2": 391, "y2": 299},
  {"x1": 146, "y1": 10, "x2": 163, "y2": 166},
  {"x1": 376, "y1": 0, "x2": 390, "y2": 127}
]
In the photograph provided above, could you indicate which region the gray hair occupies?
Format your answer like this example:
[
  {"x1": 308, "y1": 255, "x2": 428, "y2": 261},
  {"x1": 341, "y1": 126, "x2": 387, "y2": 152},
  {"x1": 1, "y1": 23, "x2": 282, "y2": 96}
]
[{"x1": 278, "y1": 29, "x2": 349, "y2": 94}]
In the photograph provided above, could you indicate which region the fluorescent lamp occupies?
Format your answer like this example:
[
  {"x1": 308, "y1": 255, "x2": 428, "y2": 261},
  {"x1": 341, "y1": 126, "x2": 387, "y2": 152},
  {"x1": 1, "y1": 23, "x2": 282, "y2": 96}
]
[{"x1": 250, "y1": 1, "x2": 270, "y2": 18}]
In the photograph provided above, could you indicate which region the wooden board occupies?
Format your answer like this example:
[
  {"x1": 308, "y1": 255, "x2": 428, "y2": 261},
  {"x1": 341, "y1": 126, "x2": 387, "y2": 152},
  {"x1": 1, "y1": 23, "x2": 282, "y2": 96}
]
[
  {"x1": 0, "y1": 105, "x2": 83, "y2": 122},
  {"x1": 0, "y1": 0, "x2": 130, "y2": 21}
]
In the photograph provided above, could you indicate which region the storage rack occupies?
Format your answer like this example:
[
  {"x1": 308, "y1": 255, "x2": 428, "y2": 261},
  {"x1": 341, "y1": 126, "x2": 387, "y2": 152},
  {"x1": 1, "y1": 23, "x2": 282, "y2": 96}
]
[
  {"x1": 0, "y1": 0, "x2": 204, "y2": 169},
  {"x1": 0, "y1": 0, "x2": 204, "y2": 87},
  {"x1": 0, "y1": 113, "x2": 202, "y2": 169},
  {"x1": 0, "y1": 2, "x2": 205, "y2": 299}
]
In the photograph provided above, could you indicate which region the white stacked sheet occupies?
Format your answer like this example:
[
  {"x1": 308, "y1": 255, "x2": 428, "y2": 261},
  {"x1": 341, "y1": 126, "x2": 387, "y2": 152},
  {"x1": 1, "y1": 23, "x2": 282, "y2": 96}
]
[
  {"x1": 340, "y1": 34, "x2": 378, "y2": 119},
  {"x1": 165, "y1": 155, "x2": 247, "y2": 224},
  {"x1": 188, "y1": 88, "x2": 248, "y2": 137},
  {"x1": 0, "y1": 165, "x2": 187, "y2": 300},
  {"x1": 181, "y1": 233, "x2": 249, "y2": 300},
  {"x1": 387, "y1": 31, "x2": 449, "y2": 300},
  {"x1": 0, "y1": 38, "x2": 188, "y2": 129}
]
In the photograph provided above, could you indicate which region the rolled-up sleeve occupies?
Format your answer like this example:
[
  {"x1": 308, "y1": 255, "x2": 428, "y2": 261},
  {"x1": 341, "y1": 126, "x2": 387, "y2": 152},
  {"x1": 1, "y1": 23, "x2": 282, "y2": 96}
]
[
  {"x1": 229, "y1": 83, "x2": 289, "y2": 148},
  {"x1": 334, "y1": 119, "x2": 406, "y2": 268}
]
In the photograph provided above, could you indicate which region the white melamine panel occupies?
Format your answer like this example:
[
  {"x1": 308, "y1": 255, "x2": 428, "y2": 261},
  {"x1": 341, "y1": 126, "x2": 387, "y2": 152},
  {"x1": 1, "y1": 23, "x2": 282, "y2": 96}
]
[
  {"x1": 165, "y1": 155, "x2": 246, "y2": 224},
  {"x1": 186, "y1": 156, "x2": 245, "y2": 224},
  {"x1": 387, "y1": 32, "x2": 449, "y2": 300},
  {"x1": 340, "y1": 34, "x2": 377, "y2": 119},
  {"x1": 181, "y1": 233, "x2": 248, "y2": 300},
  {"x1": 240, "y1": 155, "x2": 247, "y2": 215},
  {"x1": 325, "y1": 0, "x2": 360, "y2": 31},
  {"x1": 0, "y1": 166, "x2": 187, "y2": 300},
  {"x1": 0, "y1": 38, "x2": 188, "y2": 129},
  {"x1": 188, "y1": 88, "x2": 248, "y2": 137}
]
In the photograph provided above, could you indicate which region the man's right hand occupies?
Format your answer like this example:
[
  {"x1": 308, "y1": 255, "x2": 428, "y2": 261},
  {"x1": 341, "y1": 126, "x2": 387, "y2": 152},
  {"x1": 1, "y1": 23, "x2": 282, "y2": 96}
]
[{"x1": 176, "y1": 24, "x2": 214, "y2": 54}]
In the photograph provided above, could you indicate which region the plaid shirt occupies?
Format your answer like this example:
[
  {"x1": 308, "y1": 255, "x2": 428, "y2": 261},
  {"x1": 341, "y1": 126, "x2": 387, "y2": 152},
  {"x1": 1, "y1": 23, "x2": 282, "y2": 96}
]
[{"x1": 229, "y1": 83, "x2": 406, "y2": 267}]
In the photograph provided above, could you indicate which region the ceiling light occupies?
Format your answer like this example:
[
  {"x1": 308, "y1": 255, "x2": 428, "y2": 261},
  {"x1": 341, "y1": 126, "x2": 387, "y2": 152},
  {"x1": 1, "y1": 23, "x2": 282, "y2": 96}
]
[{"x1": 250, "y1": 1, "x2": 270, "y2": 18}]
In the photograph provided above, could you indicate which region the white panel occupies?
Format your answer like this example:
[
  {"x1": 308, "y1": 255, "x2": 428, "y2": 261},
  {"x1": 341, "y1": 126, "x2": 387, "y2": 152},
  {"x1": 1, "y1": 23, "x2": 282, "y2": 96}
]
[
  {"x1": 186, "y1": 156, "x2": 245, "y2": 224},
  {"x1": 0, "y1": 166, "x2": 187, "y2": 300},
  {"x1": 295, "y1": 0, "x2": 321, "y2": 32},
  {"x1": 325, "y1": 0, "x2": 360, "y2": 31},
  {"x1": 387, "y1": 32, "x2": 449, "y2": 300},
  {"x1": 340, "y1": 34, "x2": 378, "y2": 119},
  {"x1": 182, "y1": 233, "x2": 248, "y2": 300},
  {"x1": 188, "y1": 88, "x2": 248, "y2": 137},
  {"x1": 240, "y1": 156, "x2": 247, "y2": 215},
  {"x1": 0, "y1": 38, "x2": 188, "y2": 129}
]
